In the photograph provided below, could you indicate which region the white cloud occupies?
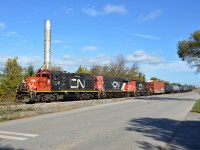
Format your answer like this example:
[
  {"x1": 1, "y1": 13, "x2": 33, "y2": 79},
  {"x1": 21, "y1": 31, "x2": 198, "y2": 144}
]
[
  {"x1": 2, "y1": 31, "x2": 16, "y2": 37},
  {"x1": 141, "y1": 60, "x2": 193, "y2": 73},
  {"x1": 137, "y1": 9, "x2": 163, "y2": 22},
  {"x1": 103, "y1": 4, "x2": 127, "y2": 14},
  {"x1": 82, "y1": 4, "x2": 128, "y2": 16},
  {"x1": 62, "y1": 7, "x2": 73, "y2": 14},
  {"x1": 0, "y1": 23, "x2": 16, "y2": 37},
  {"x1": 0, "y1": 22, "x2": 17, "y2": 37},
  {"x1": 140, "y1": 60, "x2": 197, "y2": 85},
  {"x1": 63, "y1": 45, "x2": 72, "y2": 49},
  {"x1": 82, "y1": 7, "x2": 99, "y2": 16},
  {"x1": 81, "y1": 46, "x2": 98, "y2": 51},
  {"x1": 52, "y1": 40, "x2": 63, "y2": 44},
  {"x1": 61, "y1": 54, "x2": 110, "y2": 66},
  {"x1": 18, "y1": 56, "x2": 43, "y2": 68},
  {"x1": 0, "y1": 22, "x2": 6, "y2": 31},
  {"x1": 0, "y1": 53, "x2": 111, "y2": 72},
  {"x1": 0, "y1": 55, "x2": 43, "y2": 70},
  {"x1": 127, "y1": 50, "x2": 165, "y2": 64},
  {"x1": 130, "y1": 33, "x2": 160, "y2": 40}
]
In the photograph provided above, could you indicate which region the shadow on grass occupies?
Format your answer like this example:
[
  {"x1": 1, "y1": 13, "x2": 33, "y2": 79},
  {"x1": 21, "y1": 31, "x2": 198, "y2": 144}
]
[{"x1": 125, "y1": 117, "x2": 200, "y2": 150}]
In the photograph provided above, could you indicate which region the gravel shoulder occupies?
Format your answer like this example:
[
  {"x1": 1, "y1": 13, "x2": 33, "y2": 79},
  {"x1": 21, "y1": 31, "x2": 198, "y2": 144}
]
[{"x1": 0, "y1": 97, "x2": 131, "y2": 122}]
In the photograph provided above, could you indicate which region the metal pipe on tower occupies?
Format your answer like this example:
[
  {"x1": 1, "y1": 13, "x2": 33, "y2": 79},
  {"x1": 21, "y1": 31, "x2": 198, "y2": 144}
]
[{"x1": 41, "y1": 19, "x2": 51, "y2": 70}]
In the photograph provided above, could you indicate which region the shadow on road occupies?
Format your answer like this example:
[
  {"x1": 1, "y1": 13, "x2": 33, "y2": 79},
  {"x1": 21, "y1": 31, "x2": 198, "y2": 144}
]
[
  {"x1": 125, "y1": 117, "x2": 200, "y2": 150},
  {"x1": 0, "y1": 141, "x2": 25, "y2": 150}
]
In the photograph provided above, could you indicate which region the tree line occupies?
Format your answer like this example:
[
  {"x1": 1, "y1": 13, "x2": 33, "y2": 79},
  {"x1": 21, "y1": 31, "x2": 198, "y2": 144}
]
[
  {"x1": 0, "y1": 57, "x2": 34, "y2": 101},
  {"x1": 76, "y1": 54, "x2": 145, "y2": 81}
]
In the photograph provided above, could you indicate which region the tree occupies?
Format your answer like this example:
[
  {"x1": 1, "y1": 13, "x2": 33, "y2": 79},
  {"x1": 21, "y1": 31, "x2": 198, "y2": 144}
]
[
  {"x1": 164, "y1": 80, "x2": 170, "y2": 85},
  {"x1": 27, "y1": 65, "x2": 35, "y2": 76},
  {"x1": 150, "y1": 77, "x2": 160, "y2": 80},
  {"x1": 101, "y1": 65, "x2": 110, "y2": 76},
  {"x1": 89, "y1": 54, "x2": 142, "y2": 80},
  {"x1": 23, "y1": 65, "x2": 35, "y2": 78},
  {"x1": 75, "y1": 65, "x2": 90, "y2": 74},
  {"x1": 177, "y1": 30, "x2": 200, "y2": 72},
  {"x1": 135, "y1": 73, "x2": 146, "y2": 82},
  {"x1": 90, "y1": 65, "x2": 102, "y2": 76},
  {"x1": 125, "y1": 63, "x2": 139, "y2": 80},
  {"x1": 51, "y1": 65, "x2": 63, "y2": 71},
  {"x1": 111, "y1": 54, "x2": 126, "y2": 78},
  {"x1": 102, "y1": 54, "x2": 128, "y2": 78},
  {"x1": 0, "y1": 57, "x2": 23, "y2": 101}
]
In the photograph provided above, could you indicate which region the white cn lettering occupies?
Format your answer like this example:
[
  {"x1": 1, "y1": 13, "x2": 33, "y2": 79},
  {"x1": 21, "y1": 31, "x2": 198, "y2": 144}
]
[
  {"x1": 71, "y1": 79, "x2": 85, "y2": 89},
  {"x1": 31, "y1": 79, "x2": 36, "y2": 82},
  {"x1": 112, "y1": 82, "x2": 120, "y2": 88}
]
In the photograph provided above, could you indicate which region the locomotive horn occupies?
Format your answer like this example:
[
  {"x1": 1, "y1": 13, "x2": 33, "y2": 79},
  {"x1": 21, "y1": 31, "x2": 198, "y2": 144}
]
[{"x1": 41, "y1": 19, "x2": 51, "y2": 70}]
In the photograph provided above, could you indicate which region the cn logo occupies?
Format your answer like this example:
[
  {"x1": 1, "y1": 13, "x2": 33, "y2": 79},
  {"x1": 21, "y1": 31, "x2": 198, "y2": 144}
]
[
  {"x1": 112, "y1": 81, "x2": 120, "y2": 89},
  {"x1": 98, "y1": 85, "x2": 102, "y2": 89},
  {"x1": 139, "y1": 84, "x2": 143, "y2": 90},
  {"x1": 31, "y1": 79, "x2": 36, "y2": 82},
  {"x1": 71, "y1": 79, "x2": 85, "y2": 89},
  {"x1": 28, "y1": 79, "x2": 36, "y2": 90}
]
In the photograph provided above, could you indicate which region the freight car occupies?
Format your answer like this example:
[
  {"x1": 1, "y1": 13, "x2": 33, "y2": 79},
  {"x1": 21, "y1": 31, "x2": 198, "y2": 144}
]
[
  {"x1": 146, "y1": 80, "x2": 165, "y2": 94},
  {"x1": 164, "y1": 84, "x2": 180, "y2": 93},
  {"x1": 165, "y1": 84, "x2": 173, "y2": 93}
]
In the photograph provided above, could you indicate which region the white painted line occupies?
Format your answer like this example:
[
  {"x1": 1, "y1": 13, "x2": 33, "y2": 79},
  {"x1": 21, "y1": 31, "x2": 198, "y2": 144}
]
[
  {"x1": 132, "y1": 100, "x2": 146, "y2": 102},
  {"x1": 0, "y1": 131, "x2": 39, "y2": 137},
  {"x1": 0, "y1": 135, "x2": 27, "y2": 141},
  {"x1": 139, "y1": 100, "x2": 146, "y2": 102}
]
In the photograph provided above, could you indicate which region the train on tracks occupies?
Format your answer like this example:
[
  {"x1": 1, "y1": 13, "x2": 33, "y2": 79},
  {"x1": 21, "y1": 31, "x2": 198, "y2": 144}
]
[
  {"x1": 16, "y1": 20, "x2": 192, "y2": 103},
  {"x1": 16, "y1": 70, "x2": 192, "y2": 103}
]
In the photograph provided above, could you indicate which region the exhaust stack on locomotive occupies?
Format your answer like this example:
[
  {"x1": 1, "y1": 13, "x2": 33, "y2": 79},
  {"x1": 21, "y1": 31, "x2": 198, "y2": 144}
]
[{"x1": 41, "y1": 19, "x2": 51, "y2": 70}]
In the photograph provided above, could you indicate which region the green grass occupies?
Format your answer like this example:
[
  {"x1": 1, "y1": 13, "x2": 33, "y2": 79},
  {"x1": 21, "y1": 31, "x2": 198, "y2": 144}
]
[{"x1": 192, "y1": 99, "x2": 200, "y2": 113}]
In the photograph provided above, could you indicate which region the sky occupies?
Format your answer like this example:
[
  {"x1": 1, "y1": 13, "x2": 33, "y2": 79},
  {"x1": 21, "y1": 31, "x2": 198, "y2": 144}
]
[{"x1": 0, "y1": 0, "x2": 199, "y2": 86}]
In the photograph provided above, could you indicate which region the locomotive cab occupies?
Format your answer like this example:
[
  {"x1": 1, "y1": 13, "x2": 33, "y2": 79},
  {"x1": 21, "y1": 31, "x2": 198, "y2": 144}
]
[
  {"x1": 27, "y1": 70, "x2": 51, "y2": 91},
  {"x1": 16, "y1": 70, "x2": 52, "y2": 102}
]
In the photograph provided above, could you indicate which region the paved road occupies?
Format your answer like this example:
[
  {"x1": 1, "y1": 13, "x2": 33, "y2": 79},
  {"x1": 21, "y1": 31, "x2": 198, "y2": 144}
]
[{"x1": 0, "y1": 92, "x2": 199, "y2": 150}]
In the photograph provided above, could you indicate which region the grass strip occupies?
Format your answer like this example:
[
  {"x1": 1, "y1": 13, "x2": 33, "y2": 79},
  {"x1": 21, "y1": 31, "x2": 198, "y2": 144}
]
[
  {"x1": 192, "y1": 99, "x2": 200, "y2": 113},
  {"x1": 0, "y1": 105, "x2": 35, "y2": 122}
]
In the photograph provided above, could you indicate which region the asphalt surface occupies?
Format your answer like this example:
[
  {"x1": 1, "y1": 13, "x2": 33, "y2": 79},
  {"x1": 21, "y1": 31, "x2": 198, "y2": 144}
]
[
  {"x1": 0, "y1": 92, "x2": 199, "y2": 150},
  {"x1": 166, "y1": 112, "x2": 200, "y2": 150}
]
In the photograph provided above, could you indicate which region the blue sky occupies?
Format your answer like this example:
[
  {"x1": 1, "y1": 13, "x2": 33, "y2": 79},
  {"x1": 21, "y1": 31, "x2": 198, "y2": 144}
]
[{"x1": 0, "y1": 0, "x2": 199, "y2": 86}]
